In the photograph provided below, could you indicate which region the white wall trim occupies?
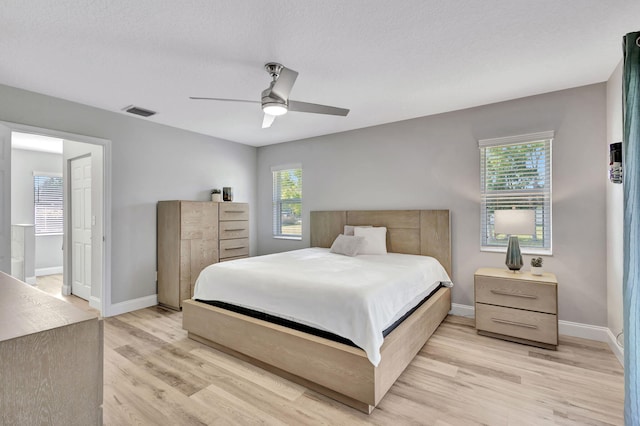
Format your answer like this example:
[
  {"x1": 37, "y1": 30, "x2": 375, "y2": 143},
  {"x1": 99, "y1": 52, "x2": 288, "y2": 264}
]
[
  {"x1": 449, "y1": 303, "x2": 623, "y2": 365},
  {"x1": 35, "y1": 266, "x2": 63, "y2": 276},
  {"x1": 557, "y1": 319, "x2": 610, "y2": 342},
  {"x1": 605, "y1": 328, "x2": 624, "y2": 366},
  {"x1": 108, "y1": 295, "x2": 158, "y2": 317},
  {"x1": 449, "y1": 303, "x2": 475, "y2": 318},
  {"x1": 25, "y1": 276, "x2": 36, "y2": 285},
  {"x1": 89, "y1": 296, "x2": 101, "y2": 311}
]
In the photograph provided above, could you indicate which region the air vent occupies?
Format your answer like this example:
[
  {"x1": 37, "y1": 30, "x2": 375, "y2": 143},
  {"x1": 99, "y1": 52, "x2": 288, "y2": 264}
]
[{"x1": 122, "y1": 105, "x2": 157, "y2": 117}]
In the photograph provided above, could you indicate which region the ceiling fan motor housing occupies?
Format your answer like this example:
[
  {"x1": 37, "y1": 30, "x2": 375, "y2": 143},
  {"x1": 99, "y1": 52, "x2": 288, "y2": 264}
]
[{"x1": 261, "y1": 83, "x2": 288, "y2": 115}]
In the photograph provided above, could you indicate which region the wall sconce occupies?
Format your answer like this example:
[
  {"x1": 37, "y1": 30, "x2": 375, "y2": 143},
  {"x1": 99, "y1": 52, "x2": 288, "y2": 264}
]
[{"x1": 610, "y1": 142, "x2": 622, "y2": 184}]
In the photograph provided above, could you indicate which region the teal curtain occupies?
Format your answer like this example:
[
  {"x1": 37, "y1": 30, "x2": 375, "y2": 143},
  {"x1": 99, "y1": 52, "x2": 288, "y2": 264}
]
[{"x1": 623, "y1": 30, "x2": 640, "y2": 425}]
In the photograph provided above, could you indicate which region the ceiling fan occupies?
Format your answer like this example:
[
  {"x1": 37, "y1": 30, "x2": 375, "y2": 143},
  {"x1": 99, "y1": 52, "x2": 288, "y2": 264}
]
[{"x1": 190, "y1": 62, "x2": 350, "y2": 128}]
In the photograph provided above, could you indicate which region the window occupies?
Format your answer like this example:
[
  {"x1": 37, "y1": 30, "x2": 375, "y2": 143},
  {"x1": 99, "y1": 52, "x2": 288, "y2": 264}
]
[
  {"x1": 34, "y1": 173, "x2": 63, "y2": 235},
  {"x1": 479, "y1": 131, "x2": 552, "y2": 254},
  {"x1": 272, "y1": 165, "x2": 302, "y2": 239}
]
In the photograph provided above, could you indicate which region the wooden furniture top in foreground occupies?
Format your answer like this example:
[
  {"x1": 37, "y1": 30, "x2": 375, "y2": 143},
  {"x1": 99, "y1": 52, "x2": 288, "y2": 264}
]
[
  {"x1": 310, "y1": 209, "x2": 452, "y2": 278},
  {"x1": 0, "y1": 271, "x2": 98, "y2": 342},
  {"x1": 0, "y1": 271, "x2": 103, "y2": 425}
]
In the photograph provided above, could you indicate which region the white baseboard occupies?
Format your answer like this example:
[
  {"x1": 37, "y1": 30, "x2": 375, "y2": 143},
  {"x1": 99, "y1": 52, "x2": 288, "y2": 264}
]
[
  {"x1": 449, "y1": 303, "x2": 475, "y2": 318},
  {"x1": 89, "y1": 296, "x2": 101, "y2": 311},
  {"x1": 25, "y1": 276, "x2": 37, "y2": 285},
  {"x1": 106, "y1": 294, "x2": 158, "y2": 317},
  {"x1": 605, "y1": 328, "x2": 624, "y2": 366},
  {"x1": 35, "y1": 266, "x2": 63, "y2": 276},
  {"x1": 557, "y1": 319, "x2": 610, "y2": 342},
  {"x1": 449, "y1": 303, "x2": 624, "y2": 366},
  {"x1": 61, "y1": 284, "x2": 71, "y2": 296}
]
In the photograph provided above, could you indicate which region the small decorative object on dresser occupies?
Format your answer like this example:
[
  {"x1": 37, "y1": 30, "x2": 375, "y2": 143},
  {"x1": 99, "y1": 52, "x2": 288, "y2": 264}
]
[
  {"x1": 211, "y1": 189, "x2": 222, "y2": 202},
  {"x1": 474, "y1": 267, "x2": 558, "y2": 350},
  {"x1": 530, "y1": 257, "x2": 543, "y2": 275},
  {"x1": 223, "y1": 187, "x2": 233, "y2": 202}
]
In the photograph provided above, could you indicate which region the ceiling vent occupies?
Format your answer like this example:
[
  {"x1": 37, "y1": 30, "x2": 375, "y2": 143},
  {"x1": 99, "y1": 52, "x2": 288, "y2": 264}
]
[{"x1": 122, "y1": 105, "x2": 157, "y2": 117}]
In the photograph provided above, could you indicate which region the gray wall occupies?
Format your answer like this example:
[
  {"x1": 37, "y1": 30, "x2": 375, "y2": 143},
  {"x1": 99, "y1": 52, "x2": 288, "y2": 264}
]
[
  {"x1": 0, "y1": 83, "x2": 257, "y2": 305},
  {"x1": 257, "y1": 84, "x2": 607, "y2": 326},
  {"x1": 10, "y1": 148, "x2": 63, "y2": 271},
  {"x1": 606, "y1": 61, "x2": 624, "y2": 336}
]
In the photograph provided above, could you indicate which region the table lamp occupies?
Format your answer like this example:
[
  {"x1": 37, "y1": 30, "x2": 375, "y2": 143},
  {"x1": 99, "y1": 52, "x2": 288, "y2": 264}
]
[{"x1": 494, "y1": 209, "x2": 535, "y2": 272}]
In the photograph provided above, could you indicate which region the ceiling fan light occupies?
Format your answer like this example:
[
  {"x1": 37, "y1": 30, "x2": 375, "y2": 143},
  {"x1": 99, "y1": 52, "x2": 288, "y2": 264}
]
[{"x1": 263, "y1": 103, "x2": 288, "y2": 116}]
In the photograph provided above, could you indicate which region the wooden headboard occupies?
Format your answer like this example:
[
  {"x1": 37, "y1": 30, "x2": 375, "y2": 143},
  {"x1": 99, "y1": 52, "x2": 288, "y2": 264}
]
[{"x1": 310, "y1": 210, "x2": 452, "y2": 278}]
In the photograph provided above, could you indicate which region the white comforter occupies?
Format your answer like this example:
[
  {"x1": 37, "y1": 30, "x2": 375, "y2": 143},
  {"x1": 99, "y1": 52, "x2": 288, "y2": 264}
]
[{"x1": 193, "y1": 248, "x2": 452, "y2": 366}]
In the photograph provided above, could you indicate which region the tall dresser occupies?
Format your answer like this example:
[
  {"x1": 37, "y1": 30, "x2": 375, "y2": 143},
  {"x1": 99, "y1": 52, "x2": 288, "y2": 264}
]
[
  {"x1": 157, "y1": 201, "x2": 219, "y2": 310},
  {"x1": 218, "y1": 202, "x2": 250, "y2": 262},
  {"x1": 157, "y1": 201, "x2": 250, "y2": 309}
]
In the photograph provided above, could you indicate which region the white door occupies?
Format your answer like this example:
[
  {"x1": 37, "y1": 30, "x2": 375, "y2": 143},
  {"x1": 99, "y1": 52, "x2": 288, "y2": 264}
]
[
  {"x1": 71, "y1": 156, "x2": 91, "y2": 300},
  {"x1": 0, "y1": 125, "x2": 10, "y2": 274}
]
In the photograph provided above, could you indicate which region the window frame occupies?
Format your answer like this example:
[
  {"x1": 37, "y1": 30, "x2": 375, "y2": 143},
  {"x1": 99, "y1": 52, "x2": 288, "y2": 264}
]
[
  {"x1": 33, "y1": 171, "x2": 64, "y2": 236},
  {"x1": 479, "y1": 131, "x2": 553, "y2": 255},
  {"x1": 271, "y1": 164, "x2": 302, "y2": 240}
]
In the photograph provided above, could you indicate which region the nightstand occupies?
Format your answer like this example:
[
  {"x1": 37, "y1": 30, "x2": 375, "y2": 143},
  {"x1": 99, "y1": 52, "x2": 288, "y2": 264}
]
[{"x1": 474, "y1": 267, "x2": 558, "y2": 350}]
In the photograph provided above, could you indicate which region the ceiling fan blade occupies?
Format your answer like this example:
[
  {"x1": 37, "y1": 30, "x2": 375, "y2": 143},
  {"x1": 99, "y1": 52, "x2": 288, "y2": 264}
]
[
  {"x1": 262, "y1": 113, "x2": 276, "y2": 128},
  {"x1": 189, "y1": 97, "x2": 260, "y2": 104},
  {"x1": 271, "y1": 67, "x2": 298, "y2": 100},
  {"x1": 288, "y1": 100, "x2": 349, "y2": 116}
]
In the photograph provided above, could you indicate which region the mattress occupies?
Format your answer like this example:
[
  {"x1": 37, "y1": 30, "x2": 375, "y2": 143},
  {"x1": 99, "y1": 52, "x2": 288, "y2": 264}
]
[{"x1": 193, "y1": 247, "x2": 452, "y2": 366}]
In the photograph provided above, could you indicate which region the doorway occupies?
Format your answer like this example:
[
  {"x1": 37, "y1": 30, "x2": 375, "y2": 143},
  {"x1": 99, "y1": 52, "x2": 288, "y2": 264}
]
[{"x1": 0, "y1": 121, "x2": 111, "y2": 315}]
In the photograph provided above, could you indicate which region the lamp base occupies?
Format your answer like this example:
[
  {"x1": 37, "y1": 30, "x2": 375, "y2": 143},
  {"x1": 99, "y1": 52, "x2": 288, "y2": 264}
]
[{"x1": 505, "y1": 235, "x2": 523, "y2": 271}]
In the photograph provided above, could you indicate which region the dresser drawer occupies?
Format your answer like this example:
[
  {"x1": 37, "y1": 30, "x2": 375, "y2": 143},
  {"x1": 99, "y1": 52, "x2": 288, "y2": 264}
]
[
  {"x1": 476, "y1": 303, "x2": 557, "y2": 345},
  {"x1": 219, "y1": 255, "x2": 249, "y2": 262},
  {"x1": 219, "y1": 221, "x2": 250, "y2": 240},
  {"x1": 475, "y1": 275, "x2": 556, "y2": 314},
  {"x1": 219, "y1": 238, "x2": 249, "y2": 259},
  {"x1": 219, "y1": 203, "x2": 249, "y2": 221}
]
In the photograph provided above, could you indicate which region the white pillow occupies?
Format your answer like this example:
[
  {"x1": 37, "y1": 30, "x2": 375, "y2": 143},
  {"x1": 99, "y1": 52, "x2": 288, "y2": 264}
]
[
  {"x1": 354, "y1": 227, "x2": 387, "y2": 255},
  {"x1": 330, "y1": 234, "x2": 365, "y2": 257},
  {"x1": 344, "y1": 225, "x2": 372, "y2": 236}
]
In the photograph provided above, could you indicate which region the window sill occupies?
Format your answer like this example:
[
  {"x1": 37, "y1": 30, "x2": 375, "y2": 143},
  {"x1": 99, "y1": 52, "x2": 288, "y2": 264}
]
[
  {"x1": 481, "y1": 246, "x2": 552, "y2": 256},
  {"x1": 273, "y1": 235, "x2": 302, "y2": 241}
]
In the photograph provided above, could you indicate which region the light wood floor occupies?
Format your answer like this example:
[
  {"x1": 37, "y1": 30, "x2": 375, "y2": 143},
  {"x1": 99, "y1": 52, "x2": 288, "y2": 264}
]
[
  {"x1": 101, "y1": 307, "x2": 624, "y2": 425},
  {"x1": 36, "y1": 274, "x2": 99, "y2": 315}
]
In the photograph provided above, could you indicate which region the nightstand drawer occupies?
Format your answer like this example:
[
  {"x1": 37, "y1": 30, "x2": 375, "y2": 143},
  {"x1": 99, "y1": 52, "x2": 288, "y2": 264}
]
[
  {"x1": 219, "y1": 203, "x2": 249, "y2": 221},
  {"x1": 475, "y1": 275, "x2": 556, "y2": 314},
  {"x1": 219, "y1": 221, "x2": 250, "y2": 240},
  {"x1": 476, "y1": 303, "x2": 558, "y2": 345},
  {"x1": 219, "y1": 238, "x2": 249, "y2": 259}
]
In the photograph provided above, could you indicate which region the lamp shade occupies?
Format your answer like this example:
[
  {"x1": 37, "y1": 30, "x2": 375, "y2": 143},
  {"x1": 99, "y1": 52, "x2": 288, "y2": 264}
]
[{"x1": 494, "y1": 209, "x2": 535, "y2": 236}]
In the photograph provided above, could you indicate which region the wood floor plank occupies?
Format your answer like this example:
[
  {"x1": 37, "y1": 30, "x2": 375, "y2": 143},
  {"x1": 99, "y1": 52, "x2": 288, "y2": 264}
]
[{"x1": 94, "y1": 307, "x2": 624, "y2": 425}]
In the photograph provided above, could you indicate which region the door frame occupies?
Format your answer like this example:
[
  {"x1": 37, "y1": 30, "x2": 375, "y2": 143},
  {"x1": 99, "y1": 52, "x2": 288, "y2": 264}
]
[{"x1": 1, "y1": 121, "x2": 112, "y2": 316}]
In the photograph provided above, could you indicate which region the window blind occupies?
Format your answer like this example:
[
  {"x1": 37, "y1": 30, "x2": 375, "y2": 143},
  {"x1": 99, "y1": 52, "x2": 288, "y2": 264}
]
[
  {"x1": 272, "y1": 165, "x2": 302, "y2": 238},
  {"x1": 33, "y1": 173, "x2": 64, "y2": 235},
  {"x1": 479, "y1": 132, "x2": 552, "y2": 253}
]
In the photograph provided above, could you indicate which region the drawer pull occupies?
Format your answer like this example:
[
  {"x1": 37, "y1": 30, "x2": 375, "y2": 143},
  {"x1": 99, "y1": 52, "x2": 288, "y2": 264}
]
[
  {"x1": 224, "y1": 210, "x2": 245, "y2": 213},
  {"x1": 226, "y1": 228, "x2": 246, "y2": 232},
  {"x1": 225, "y1": 246, "x2": 246, "y2": 251},
  {"x1": 490, "y1": 289, "x2": 538, "y2": 299},
  {"x1": 491, "y1": 318, "x2": 538, "y2": 329}
]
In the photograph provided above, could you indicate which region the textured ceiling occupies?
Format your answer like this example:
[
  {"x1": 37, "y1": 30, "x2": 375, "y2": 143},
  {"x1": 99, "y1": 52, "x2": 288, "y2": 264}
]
[{"x1": 1, "y1": 1, "x2": 639, "y2": 147}]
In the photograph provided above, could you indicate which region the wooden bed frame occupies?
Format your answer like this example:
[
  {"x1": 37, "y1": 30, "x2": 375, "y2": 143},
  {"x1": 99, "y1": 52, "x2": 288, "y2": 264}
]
[{"x1": 182, "y1": 209, "x2": 452, "y2": 413}]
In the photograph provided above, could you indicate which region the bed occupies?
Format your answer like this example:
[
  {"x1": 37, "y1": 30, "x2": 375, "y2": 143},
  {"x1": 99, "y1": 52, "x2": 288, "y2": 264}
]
[{"x1": 182, "y1": 209, "x2": 452, "y2": 413}]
